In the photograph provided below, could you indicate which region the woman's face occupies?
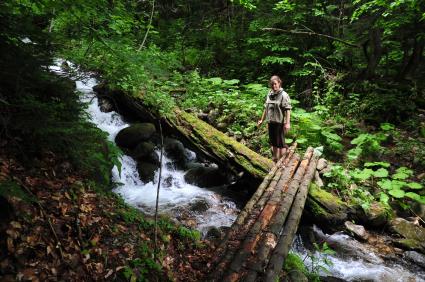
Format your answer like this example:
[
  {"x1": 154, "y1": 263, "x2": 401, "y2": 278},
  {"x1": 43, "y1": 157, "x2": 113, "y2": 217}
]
[{"x1": 271, "y1": 80, "x2": 281, "y2": 92}]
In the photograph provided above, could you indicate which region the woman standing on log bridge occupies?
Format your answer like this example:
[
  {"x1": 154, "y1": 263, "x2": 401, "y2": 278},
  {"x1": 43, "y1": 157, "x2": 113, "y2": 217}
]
[{"x1": 257, "y1": 75, "x2": 292, "y2": 162}]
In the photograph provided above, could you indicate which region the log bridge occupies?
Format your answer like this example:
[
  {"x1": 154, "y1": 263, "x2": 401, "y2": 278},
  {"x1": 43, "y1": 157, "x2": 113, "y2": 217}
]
[{"x1": 207, "y1": 144, "x2": 319, "y2": 282}]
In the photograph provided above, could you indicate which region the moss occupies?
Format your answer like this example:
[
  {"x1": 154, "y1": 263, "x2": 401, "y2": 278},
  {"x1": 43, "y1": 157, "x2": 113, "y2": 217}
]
[
  {"x1": 283, "y1": 253, "x2": 308, "y2": 274},
  {"x1": 306, "y1": 183, "x2": 348, "y2": 225},
  {"x1": 394, "y1": 238, "x2": 425, "y2": 253},
  {"x1": 174, "y1": 109, "x2": 273, "y2": 178},
  {"x1": 283, "y1": 253, "x2": 316, "y2": 282},
  {"x1": 309, "y1": 183, "x2": 345, "y2": 207}
]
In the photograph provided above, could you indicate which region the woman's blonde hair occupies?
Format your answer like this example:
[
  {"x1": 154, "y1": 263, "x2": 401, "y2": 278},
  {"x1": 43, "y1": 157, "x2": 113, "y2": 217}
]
[{"x1": 269, "y1": 75, "x2": 282, "y2": 87}]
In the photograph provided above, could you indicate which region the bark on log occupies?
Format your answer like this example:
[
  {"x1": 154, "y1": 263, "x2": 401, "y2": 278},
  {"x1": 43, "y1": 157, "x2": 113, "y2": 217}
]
[
  {"x1": 221, "y1": 149, "x2": 314, "y2": 281},
  {"x1": 263, "y1": 152, "x2": 319, "y2": 282},
  {"x1": 208, "y1": 151, "x2": 299, "y2": 281},
  {"x1": 241, "y1": 148, "x2": 314, "y2": 281}
]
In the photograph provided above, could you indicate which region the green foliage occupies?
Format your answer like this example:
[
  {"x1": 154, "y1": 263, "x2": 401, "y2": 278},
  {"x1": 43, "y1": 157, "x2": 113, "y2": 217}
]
[
  {"x1": 283, "y1": 252, "x2": 317, "y2": 281},
  {"x1": 325, "y1": 160, "x2": 425, "y2": 210},
  {"x1": 308, "y1": 242, "x2": 335, "y2": 278},
  {"x1": 0, "y1": 180, "x2": 35, "y2": 203}
]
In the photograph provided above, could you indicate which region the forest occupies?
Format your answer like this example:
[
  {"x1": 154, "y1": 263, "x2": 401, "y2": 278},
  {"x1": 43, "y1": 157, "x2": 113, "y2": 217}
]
[{"x1": 1, "y1": 0, "x2": 425, "y2": 281}]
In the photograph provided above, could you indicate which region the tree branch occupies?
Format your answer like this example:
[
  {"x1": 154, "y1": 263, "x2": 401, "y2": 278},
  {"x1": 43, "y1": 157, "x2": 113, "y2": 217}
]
[
  {"x1": 262, "y1": 27, "x2": 360, "y2": 48},
  {"x1": 138, "y1": 0, "x2": 155, "y2": 51}
]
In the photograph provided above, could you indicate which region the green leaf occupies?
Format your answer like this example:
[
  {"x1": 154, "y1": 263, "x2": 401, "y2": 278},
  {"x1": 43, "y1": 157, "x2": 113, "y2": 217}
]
[
  {"x1": 380, "y1": 192, "x2": 389, "y2": 204},
  {"x1": 380, "y1": 123, "x2": 395, "y2": 131},
  {"x1": 351, "y1": 168, "x2": 373, "y2": 181},
  {"x1": 223, "y1": 79, "x2": 240, "y2": 85},
  {"x1": 261, "y1": 56, "x2": 295, "y2": 65},
  {"x1": 406, "y1": 182, "x2": 423, "y2": 190},
  {"x1": 391, "y1": 180, "x2": 407, "y2": 190},
  {"x1": 388, "y1": 189, "x2": 405, "y2": 198},
  {"x1": 347, "y1": 147, "x2": 362, "y2": 160},
  {"x1": 364, "y1": 162, "x2": 390, "y2": 168},
  {"x1": 377, "y1": 179, "x2": 392, "y2": 190},
  {"x1": 373, "y1": 168, "x2": 389, "y2": 178},
  {"x1": 405, "y1": 192, "x2": 421, "y2": 201},
  {"x1": 392, "y1": 167, "x2": 413, "y2": 180}
]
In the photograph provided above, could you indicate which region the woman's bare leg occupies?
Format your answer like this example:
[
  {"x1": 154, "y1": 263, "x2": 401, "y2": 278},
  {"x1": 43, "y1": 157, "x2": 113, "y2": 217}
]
[{"x1": 272, "y1": 146, "x2": 278, "y2": 162}]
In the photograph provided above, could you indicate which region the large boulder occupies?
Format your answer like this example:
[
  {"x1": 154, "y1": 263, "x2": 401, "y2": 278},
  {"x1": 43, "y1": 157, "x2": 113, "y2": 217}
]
[
  {"x1": 132, "y1": 141, "x2": 159, "y2": 165},
  {"x1": 361, "y1": 201, "x2": 389, "y2": 227},
  {"x1": 164, "y1": 138, "x2": 189, "y2": 168},
  {"x1": 136, "y1": 161, "x2": 159, "y2": 183},
  {"x1": 115, "y1": 123, "x2": 156, "y2": 149},
  {"x1": 305, "y1": 183, "x2": 350, "y2": 226},
  {"x1": 184, "y1": 166, "x2": 228, "y2": 188},
  {"x1": 98, "y1": 97, "x2": 114, "y2": 112},
  {"x1": 389, "y1": 217, "x2": 425, "y2": 253},
  {"x1": 132, "y1": 141, "x2": 155, "y2": 159}
]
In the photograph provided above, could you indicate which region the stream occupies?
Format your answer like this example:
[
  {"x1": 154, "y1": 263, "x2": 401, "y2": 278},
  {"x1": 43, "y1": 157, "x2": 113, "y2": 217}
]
[{"x1": 51, "y1": 59, "x2": 425, "y2": 282}]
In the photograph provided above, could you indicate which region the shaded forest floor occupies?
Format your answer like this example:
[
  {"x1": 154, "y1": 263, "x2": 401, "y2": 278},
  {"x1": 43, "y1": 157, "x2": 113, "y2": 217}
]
[{"x1": 0, "y1": 147, "x2": 215, "y2": 281}]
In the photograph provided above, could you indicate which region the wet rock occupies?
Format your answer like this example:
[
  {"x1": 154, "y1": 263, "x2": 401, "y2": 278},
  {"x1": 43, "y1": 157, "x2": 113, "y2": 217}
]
[
  {"x1": 344, "y1": 221, "x2": 369, "y2": 241},
  {"x1": 197, "y1": 112, "x2": 208, "y2": 121},
  {"x1": 162, "y1": 175, "x2": 173, "y2": 188},
  {"x1": 208, "y1": 109, "x2": 219, "y2": 124},
  {"x1": 319, "y1": 165, "x2": 332, "y2": 175},
  {"x1": 390, "y1": 217, "x2": 425, "y2": 253},
  {"x1": 403, "y1": 251, "x2": 425, "y2": 269},
  {"x1": 361, "y1": 201, "x2": 389, "y2": 227},
  {"x1": 189, "y1": 199, "x2": 211, "y2": 213},
  {"x1": 98, "y1": 97, "x2": 114, "y2": 112},
  {"x1": 184, "y1": 166, "x2": 228, "y2": 188},
  {"x1": 234, "y1": 133, "x2": 243, "y2": 141},
  {"x1": 132, "y1": 141, "x2": 155, "y2": 159},
  {"x1": 185, "y1": 162, "x2": 204, "y2": 170},
  {"x1": 182, "y1": 219, "x2": 197, "y2": 229},
  {"x1": 136, "y1": 161, "x2": 159, "y2": 183},
  {"x1": 314, "y1": 171, "x2": 324, "y2": 187},
  {"x1": 164, "y1": 138, "x2": 189, "y2": 168},
  {"x1": 287, "y1": 271, "x2": 308, "y2": 282},
  {"x1": 394, "y1": 238, "x2": 425, "y2": 253},
  {"x1": 390, "y1": 217, "x2": 425, "y2": 240},
  {"x1": 217, "y1": 122, "x2": 228, "y2": 130},
  {"x1": 115, "y1": 123, "x2": 156, "y2": 149},
  {"x1": 411, "y1": 202, "x2": 425, "y2": 220},
  {"x1": 316, "y1": 158, "x2": 328, "y2": 171},
  {"x1": 321, "y1": 277, "x2": 346, "y2": 282},
  {"x1": 205, "y1": 227, "x2": 223, "y2": 241}
]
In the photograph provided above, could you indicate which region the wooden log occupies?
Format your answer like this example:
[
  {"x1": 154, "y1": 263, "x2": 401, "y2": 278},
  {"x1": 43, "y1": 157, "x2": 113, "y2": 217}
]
[
  {"x1": 221, "y1": 150, "x2": 309, "y2": 281},
  {"x1": 263, "y1": 152, "x2": 319, "y2": 282},
  {"x1": 240, "y1": 148, "x2": 314, "y2": 279},
  {"x1": 208, "y1": 159, "x2": 295, "y2": 281},
  {"x1": 168, "y1": 109, "x2": 274, "y2": 179}
]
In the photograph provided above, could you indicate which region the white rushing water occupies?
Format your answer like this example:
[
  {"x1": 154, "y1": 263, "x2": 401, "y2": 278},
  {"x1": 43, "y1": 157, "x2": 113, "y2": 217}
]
[
  {"x1": 292, "y1": 225, "x2": 425, "y2": 282},
  {"x1": 50, "y1": 59, "x2": 238, "y2": 235}
]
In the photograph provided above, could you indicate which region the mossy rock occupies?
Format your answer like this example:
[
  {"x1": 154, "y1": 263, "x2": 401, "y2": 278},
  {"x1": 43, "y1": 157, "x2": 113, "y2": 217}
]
[
  {"x1": 164, "y1": 138, "x2": 189, "y2": 168},
  {"x1": 136, "y1": 161, "x2": 159, "y2": 183},
  {"x1": 394, "y1": 238, "x2": 425, "y2": 253},
  {"x1": 305, "y1": 183, "x2": 349, "y2": 226},
  {"x1": 115, "y1": 123, "x2": 156, "y2": 149},
  {"x1": 390, "y1": 217, "x2": 425, "y2": 241},
  {"x1": 184, "y1": 166, "x2": 228, "y2": 188},
  {"x1": 132, "y1": 141, "x2": 155, "y2": 159},
  {"x1": 361, "y1": 201, "x2": 390, "y2": 227}
]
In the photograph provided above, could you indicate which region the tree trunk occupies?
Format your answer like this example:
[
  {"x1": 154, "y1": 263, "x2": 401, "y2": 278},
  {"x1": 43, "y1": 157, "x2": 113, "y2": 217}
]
[
  {"x1": 398, "y1": 37, "x2": 425, "y2": 80},
  {"x1": 363, "y1": 28, "x2": 383, "y2": 79}
]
